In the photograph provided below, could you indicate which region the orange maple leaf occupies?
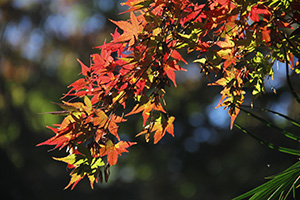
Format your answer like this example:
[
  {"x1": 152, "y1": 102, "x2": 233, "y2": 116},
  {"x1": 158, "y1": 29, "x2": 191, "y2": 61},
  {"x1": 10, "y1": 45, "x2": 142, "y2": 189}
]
[
  {"x1": 107, "y1": 114, "x2": 127, "y2": 141},
  {"x1": 229, "y1": 106, "x2": 240, "y2": 130},
  {"x1": 110, "y1": 12, "x2": 144, "y2": 46},
  {"x1": 64, "y1": 173, "x2": 85, "y2": 190},
  {"x1": 126, "y1": 98, "x2": 166, "y2": 126},
  {"x1": 99, "y1": 140, "x2": 136, "y2": 166},
  {"x1": 93, "y1": 110, "x2": 125, "y2": 141},
  {"x1": 120, "y1": 0, "x2": 149, "y2": 13},
  {"x1": 136, "y1": 116, "x2": 175, "y2": 144},
  {"x1": 121, "y1": 0, "x2": 146, "y2": 7},
  {"x1": 217, "y1": 36, "x2": 236, "y2": 69},
  {"x1": 153, "y1": 116, "x2": 175, "y2": 144}
]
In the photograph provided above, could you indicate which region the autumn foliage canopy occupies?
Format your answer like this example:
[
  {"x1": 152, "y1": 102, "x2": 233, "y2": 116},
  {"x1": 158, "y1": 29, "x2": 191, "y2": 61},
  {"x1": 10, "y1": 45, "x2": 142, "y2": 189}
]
[{"x1": 38, "y1": 0, "x2": 300, "y2": 190}]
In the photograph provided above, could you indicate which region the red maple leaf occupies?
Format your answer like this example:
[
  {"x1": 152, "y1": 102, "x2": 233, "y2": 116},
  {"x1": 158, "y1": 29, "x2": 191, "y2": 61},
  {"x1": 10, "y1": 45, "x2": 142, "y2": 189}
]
[
  {"x1": 37, "y1": 124, "x2": 73, "y2": 150},
  {"x1": 171, "y1": 49, "x2": 188, "y2": 64},
  {"x1": 163, "y1": 59, "x2": 187, "y2": 87},
  {"x1": 94, "y1": 31, "x2": 126, "y2": 58},
  {"x1": 182, "y1": 3, "x2": 206, "y2": 26},
  {"x1": 77, "y1": 59, "x2": 90, "y2": 76},
  {"x1": 250, "y1": 4, "x2": 270, "y2": 22}
]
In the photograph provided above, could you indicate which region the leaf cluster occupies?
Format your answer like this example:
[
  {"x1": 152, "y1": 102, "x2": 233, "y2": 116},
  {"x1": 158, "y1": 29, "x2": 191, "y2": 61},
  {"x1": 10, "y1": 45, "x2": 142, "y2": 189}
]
[{"x1": 38, "y1": 0, "x2": 300, "y2": 190}]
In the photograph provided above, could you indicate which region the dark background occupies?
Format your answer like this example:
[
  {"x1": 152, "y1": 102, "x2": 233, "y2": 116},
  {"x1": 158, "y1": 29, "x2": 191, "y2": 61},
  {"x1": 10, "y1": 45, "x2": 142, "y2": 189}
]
[{"x1": 1, "y1": 0, "x2": 300, "y2": 199}]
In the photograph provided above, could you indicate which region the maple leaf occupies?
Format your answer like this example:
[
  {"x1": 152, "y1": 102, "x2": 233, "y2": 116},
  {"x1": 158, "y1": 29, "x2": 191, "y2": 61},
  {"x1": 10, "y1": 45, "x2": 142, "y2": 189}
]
[
  {"x1": 92, "y1": 110, "x2": 125, "y2": 141},
  {"x1": 95, "y1": 129, "x2": 106, "y2": 143},
  {"x1": 62, "y1": 59, "x2": 92, "y2": 98},
  {"x1": 93, "y1": 109, "x2": 108, "y2": 126},
  {"x1": 217, "y1": 35, "x2": 235, "y2": 49},
  {"x1": 250, "y1": 4, "x2": 269, "y2": 22},
  {"x1": 217, "y1": 36, "x2": 236, "y2": 69},
  {"x1": 91, "y1": 47, "x2": 114, "y2": 74},
  {"x1": 107, "y1": 114, "x2": 127, "y2": 141},
  {"x1": 77, "y1": 59, "x2": 90, "y2": 76},
  {"x1": 95, "y1": 29, "x2": 125, "y2": 54},
  {"x1": 136, "y1": 116, "x2": 175, "y2": 144},
  {"x1": 217, "y1": 35, "x2": 236, "y2": 69},
  {"x1": 38, "y1": 96, "x2": 96, "y2": 151},
  {"x1": 182, "y1": 3, "x2": 207, "y2": 25},
  {"x1": 121, "y1": 0, "x2": 147, "y2": 7},
  {"x1": 228, "y1": 106, "x2": 240, "y2": 130},
  {"x1": 62, "y1": 77, "x2": 90, "y2": 98},
  {"x1": 120, "y1": 0, "x2": 151, "y2": 13},
  {"x1": 171, "y1": 49, "x2": 188, "y2": 64},
  {"x1": 54, "y1": 149, "x2": 105, "y2": 190},
  {"x1": 215, "y1": 0, "x2": 230, "y2": 5},
  {"x1": 99, "y1": 140, "x2": 136, "y2": 166},
  {"x1": 153, "y1": 116, "x2": 175, "y2": 144},
  {"x1": 163, "y1": 54, "x2": 187, "y2": 87},
  {"x1": 260, "y1": 26, "x2": 271, "y2": 43},
  {"x1": 64, "y1": 173, "x2": 85, "y2": 190},
  {"x1": 37, "y1": 124, "x2": 74, "y2": 150},
  {"x1": 60, "y1": 96, "x2": 93, "y2": 115},
  {"x1": 209, "y1": 69, "x2": 245, "y2": 129},
  {"x1": 126, "y1": 97, "x2": 166, "y2": 126},
  {"x1": 110, "y1": 12, "x2": 144, "y2": 46},
  {"x1": 164, "y1": 62, "x2": 187, "y2": 87}
]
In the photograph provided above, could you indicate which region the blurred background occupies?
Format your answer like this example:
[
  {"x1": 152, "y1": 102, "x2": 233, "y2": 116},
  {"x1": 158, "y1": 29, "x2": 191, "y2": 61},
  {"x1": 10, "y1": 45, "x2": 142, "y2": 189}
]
[{"x1": 1, "y1": 0, "x2": 300, "y2": 199}]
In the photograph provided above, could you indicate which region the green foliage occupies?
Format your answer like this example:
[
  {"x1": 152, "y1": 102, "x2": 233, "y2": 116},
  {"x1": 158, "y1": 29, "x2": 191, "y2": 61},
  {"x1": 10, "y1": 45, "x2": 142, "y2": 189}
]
[{"x1": 233, "y1": 161, "x2": 300, "y2": 200}]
